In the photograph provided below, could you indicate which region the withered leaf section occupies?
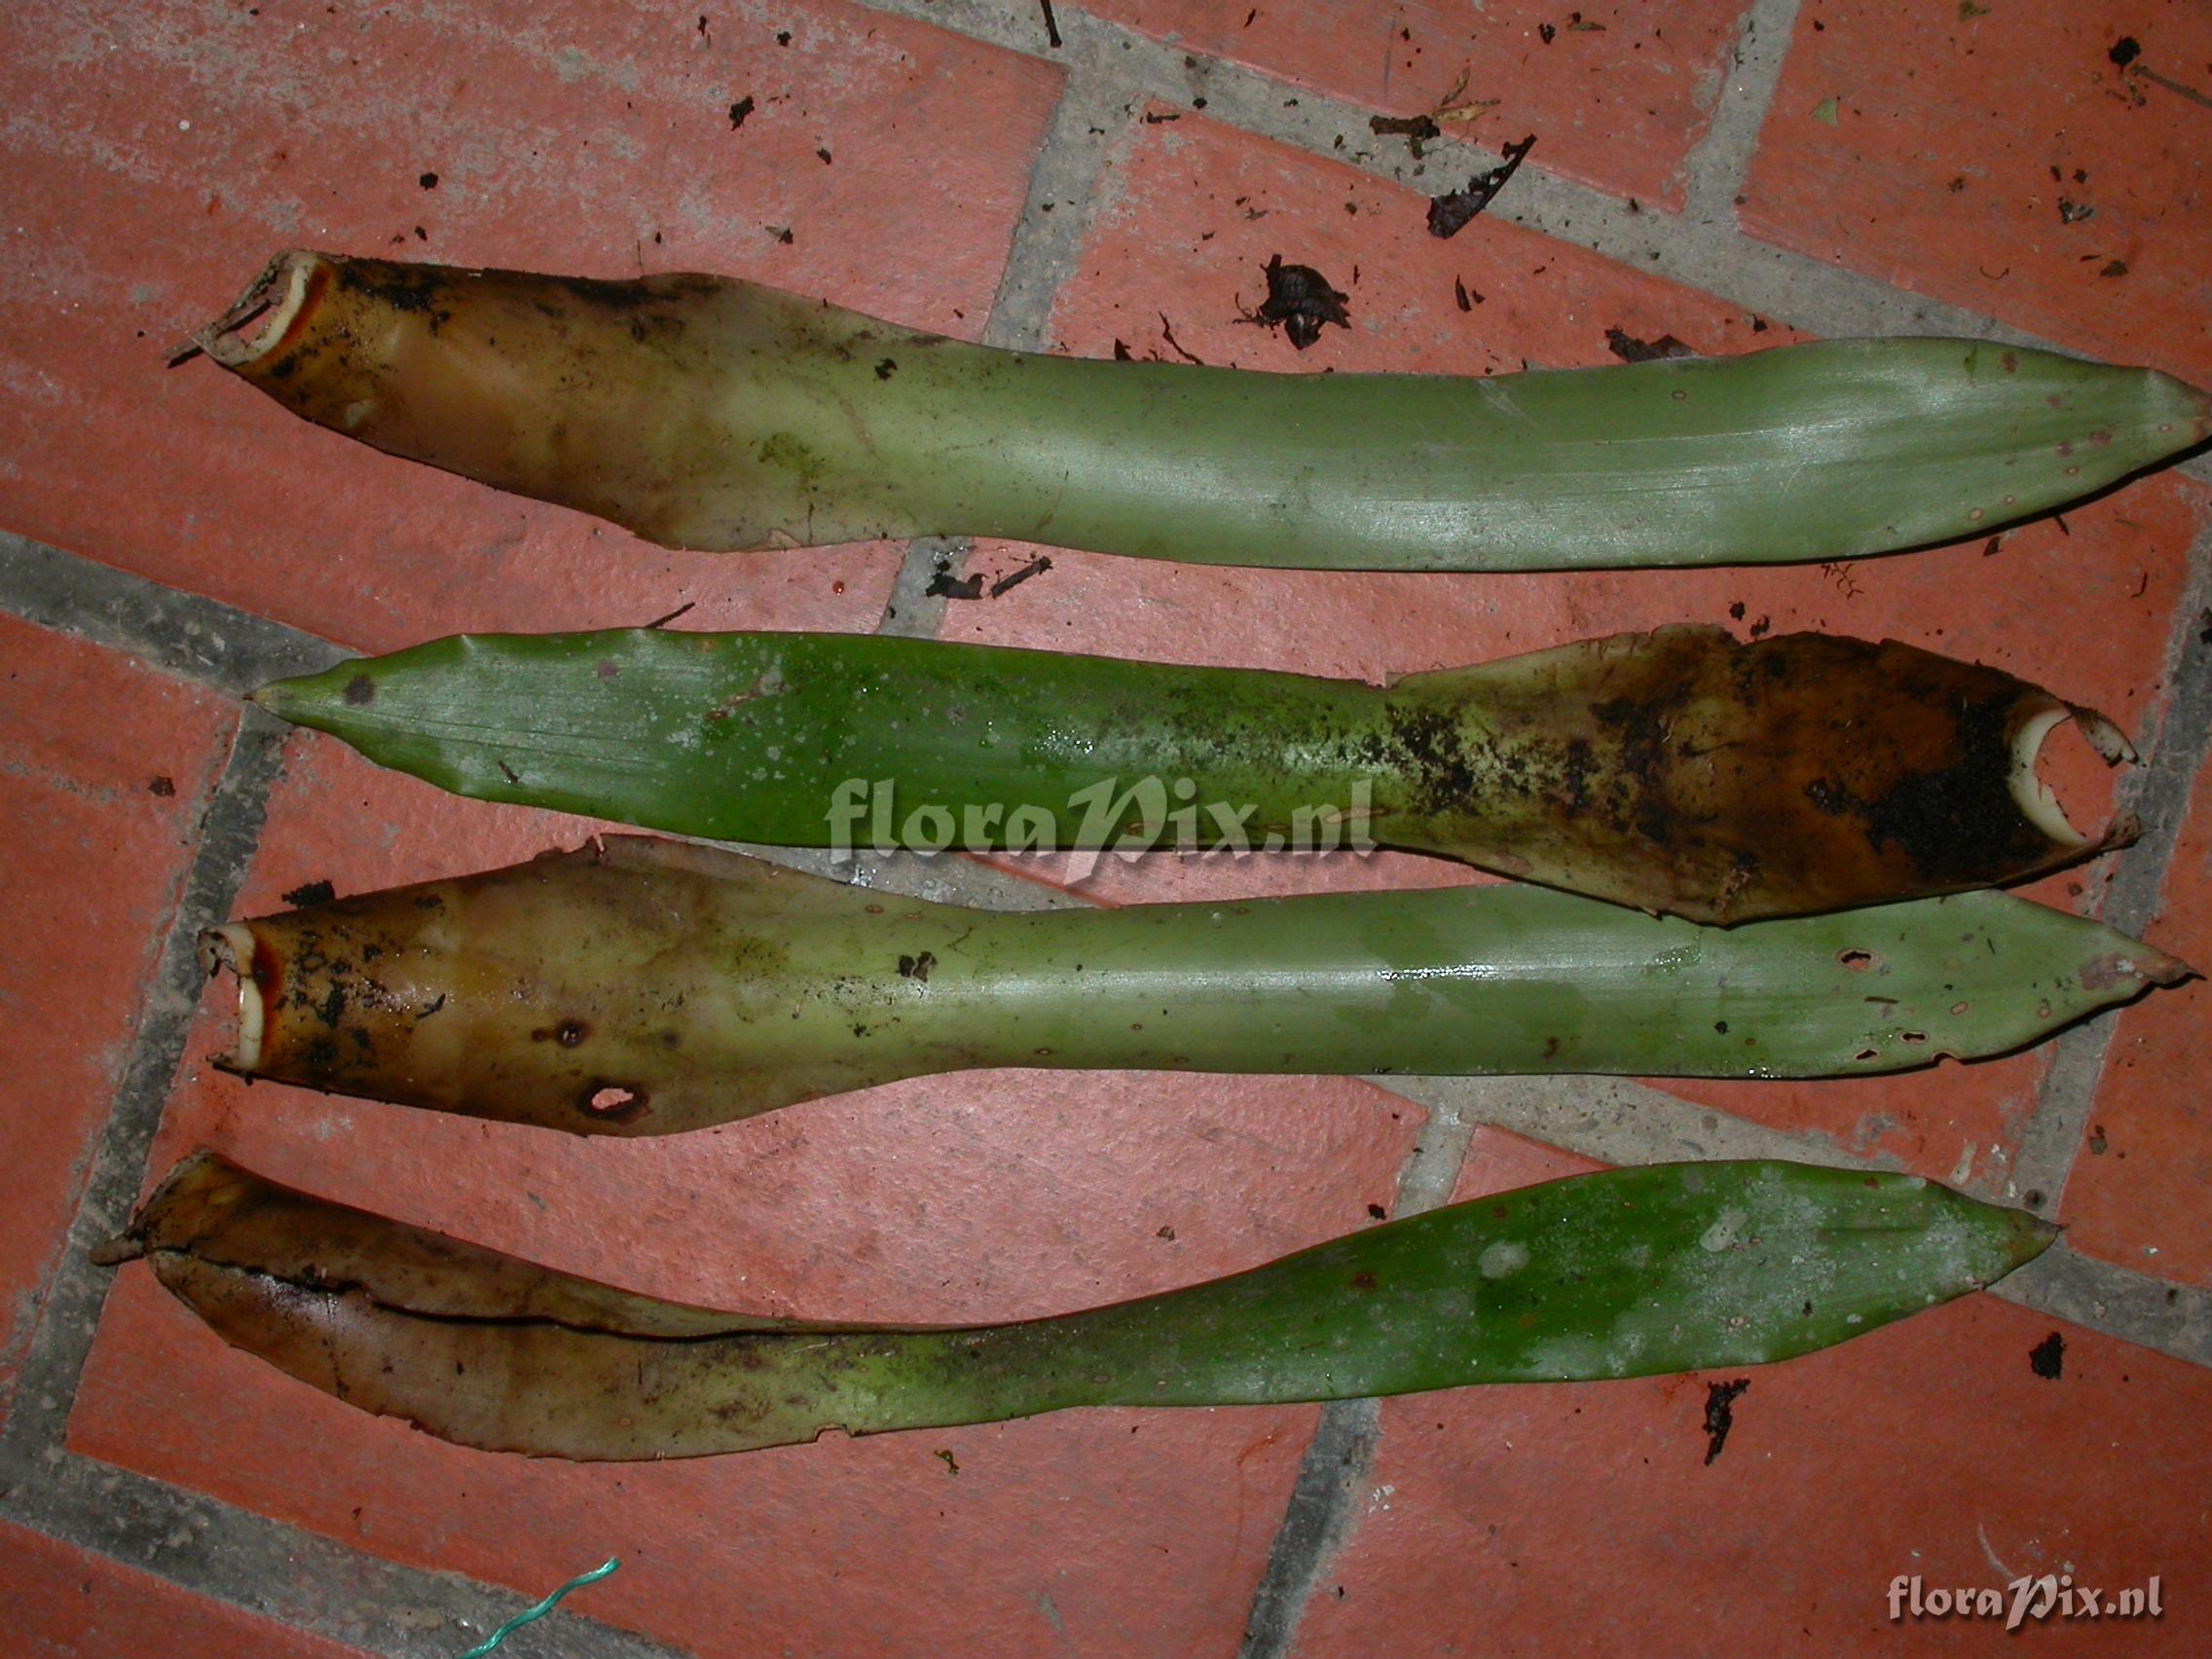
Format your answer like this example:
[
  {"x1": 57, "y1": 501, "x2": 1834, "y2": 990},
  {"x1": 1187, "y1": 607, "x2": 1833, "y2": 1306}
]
[
  {"x1": 258, "y1": 625, "x2": 2136, "y2": 923},
  {"x1": 99, "y1": 1151, "x2": 2056, "y2": 1460},
  {"x1": 198, "y1": 837, "x2": 2189, "y2": 1136},
  {"x1": 193, "y1": 251, "x2": 2210, "y2": 571}
]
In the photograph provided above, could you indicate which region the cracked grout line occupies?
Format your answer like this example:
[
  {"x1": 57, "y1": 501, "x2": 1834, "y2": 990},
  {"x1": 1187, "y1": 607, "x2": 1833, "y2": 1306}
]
[
  {"x1": 0, "y1": 709, "x2": 287, "y2": 1467},
  {"x1": 2007, "y1": 513, "x2": 2212, "y2": 1217},
  {"x1": 1237, "y1": 1092, "x2": 1480, "y2": 1659},
  {"x1": 0, "y1": 530, "x2": 347, "y2": 694},
  {"x1": 6, "y1": 1458, "x2": 686, "y2": 1659},
  {"x1": 1236, "y1": 1396, "x2": 1379, "y2": 1659},
  {"x1": 1994, "y1": 1246, "x2": 2212, "y2": 1365},
  {"x1": 1679, "y1": 0, "x2": 1804, "y2": 221}
]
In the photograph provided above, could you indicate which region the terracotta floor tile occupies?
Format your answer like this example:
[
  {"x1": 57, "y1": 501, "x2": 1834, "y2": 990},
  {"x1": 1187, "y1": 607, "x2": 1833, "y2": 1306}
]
[
  {"x1": 1287, "y1": 1126, "x2": 2211, "y2": 1655},
  {"x1": 67, "y1": 728, "x2": 1424, "y2": 1655},
  {"x1": 0, "y1": 1518, "x2": 369, "y2": 1657},
  {"x1": 0, "y1": 613, "x2": 232, "y2": 1423},
  {"x1": 1743, "y1": 2, "x2": 2212, "y2": 386},
  {"x1": 0, "y1": 0, "x2": 1064, "y2": 650},
  {"x1": 1085, "y1": 1, "x2": 1751, "y2": 207},
  {"x1": 2063, "y1": 750, "x2": 2212, "y2": 1286}
]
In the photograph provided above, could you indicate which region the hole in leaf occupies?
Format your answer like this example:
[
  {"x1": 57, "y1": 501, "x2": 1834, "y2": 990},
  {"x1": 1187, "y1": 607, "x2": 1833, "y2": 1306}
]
[
  {"x1": 581, "y1": 1084, "x2": 645, "y2": 1122},
  {"x1": 1838, "y1": 949, "x2": 1878, "y2": 971}
]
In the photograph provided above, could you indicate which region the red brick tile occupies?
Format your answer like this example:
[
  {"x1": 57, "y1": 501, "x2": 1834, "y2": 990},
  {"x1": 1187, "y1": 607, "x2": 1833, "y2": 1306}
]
[
  {"x1": 0, "y1": 1518, "x2": 368, "y2": 1657},
  {"x1": 2063, "y1": 756, "x2": 2212, "y2": 1285},
  {"x1": 0, "y1": 614, "x2": 231, "y2": 1421},
  {"x1": 1743, "y1": 3, "x2": 2212, "y2": 386},
  {"x1": 67, "y1": 730, "x2": 1423, "y2": 1656},
  {"x1": 1086, "y1": 1, "x2": 1751, "y2": 206},
  {"x1": 949, "y1": 111, "x2": 2204, "y2": 1176},
  {"x1": 1288, "y1": 1126, "x2": 2212, "y2": 1655},
  {"x1": 0, "y1": 0, "x2": 1064, "y2": 650}
]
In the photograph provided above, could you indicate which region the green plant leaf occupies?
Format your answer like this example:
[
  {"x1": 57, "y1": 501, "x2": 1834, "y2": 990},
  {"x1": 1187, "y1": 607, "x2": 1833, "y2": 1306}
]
[
  {"x1": 257, "y1": 625, "x2": 2138, "y2": 923},
  {"x1": 196, "y1": 251, "x2": 2209, "y2": 571},
  {"x1": 101, "y1": 1150, "x2": 2057, "y2": 1460},
  {"x1": 196, "y1": 836, "x2": 2191, "y2": 1135}
]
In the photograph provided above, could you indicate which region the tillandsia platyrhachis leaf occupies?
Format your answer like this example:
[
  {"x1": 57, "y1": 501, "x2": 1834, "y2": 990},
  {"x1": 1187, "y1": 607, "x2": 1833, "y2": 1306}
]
[
  {"x1": 98, "y1": 1150, "x2": 2056, "y2": 1459},
  {"x1": 256, "y1": 625, "x2": 2136, "y2": 924},
  {"x1": 196, "y1": 837, "x2": 2190, "y2": 1136},
  {"x1": 189, "y1": 251, "x2": 2210, "y2": 571}
]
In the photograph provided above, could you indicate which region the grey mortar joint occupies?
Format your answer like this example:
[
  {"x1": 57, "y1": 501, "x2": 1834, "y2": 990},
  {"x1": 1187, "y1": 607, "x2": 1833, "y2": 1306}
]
[
  {"x1": 2009, "y1": 514, "x2": 2212, "y2": 1216},
  {"x1": 880, "y1": 7, "x2": 1131, "y2": 641}
]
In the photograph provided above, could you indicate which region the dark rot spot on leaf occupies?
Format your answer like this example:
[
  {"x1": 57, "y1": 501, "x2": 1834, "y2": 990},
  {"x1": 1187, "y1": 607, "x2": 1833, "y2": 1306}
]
[
  {"x1": 344, "y1": 674, "x2": 376, "y2": 706},
  {"x1": 282, "y1": 879, "x2": 337, "y2": 907},
  {"x1": 874, "y1": 357, "x2": 897, "y2": 380},
  {"x1": 1702, "y1": 1378, "x2": 1750, "y2": 1463},
  {"x1": 897, "y1": 951, "x2": 937, "y2": 982},
  {"x1": 1427, "y1": 134, "x2": 1535, "y2": 239},
  {"x1": 2029, "y1": 1330, "x2": 2065, "y2": 1380},
  {"x1": 1349, "y1": 1271, "x2": 1381, "y2": 1291},
  {"x1": 1253, "y1": 255, "x2": 1350, "y2": 350}
]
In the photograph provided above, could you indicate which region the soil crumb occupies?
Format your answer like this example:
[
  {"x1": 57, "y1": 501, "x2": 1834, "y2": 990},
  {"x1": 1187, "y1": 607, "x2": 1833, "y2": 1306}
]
[
  {"x1": 1370, "y1": 112, "x2": 1443, "y2": 157},
  {"x1": 1702, "y1": 1378, "x2": 1750, "y2": 1464},
  {"x1": 2029, "y1": 1331, "x2": 2065, "y2": 1380},
  {"x1": 1254, "y1": 255, "x2": 1350, "y2": 350},
  {"x1": 925, "y1": 558, "x2": 984, "y2": 601},
  {"x1": 1604, "y1": 326, "x2": 1696, "y2": 363}
]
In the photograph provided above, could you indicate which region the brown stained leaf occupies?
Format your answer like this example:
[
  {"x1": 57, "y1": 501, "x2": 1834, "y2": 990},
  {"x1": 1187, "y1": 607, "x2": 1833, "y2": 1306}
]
[
  {"x1": 195, "y1": 835, "x2": 940, "y2": 1135},
  {"x1": 102, "y1": 1151, "x2": 891, "y2": 1459},
  {"x1": 1388, "y1": 627, "x2": 2139, "y2": 922}
]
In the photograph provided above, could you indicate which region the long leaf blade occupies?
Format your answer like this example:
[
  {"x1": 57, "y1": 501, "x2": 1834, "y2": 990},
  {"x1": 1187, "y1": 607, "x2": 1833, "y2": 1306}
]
[
  {"x1": 257, "y1": 625, "x2": 2136, "y2": 923},
  {"x1": 102, "y1": 1151, "x2": 2056, "y2": 1460},
  {"x1": 198, "y1": 252, "x2": 2210, "y2": 571},
  {"x1": 197, "y1": 836, "x2": 2191, "y2": 1134}
]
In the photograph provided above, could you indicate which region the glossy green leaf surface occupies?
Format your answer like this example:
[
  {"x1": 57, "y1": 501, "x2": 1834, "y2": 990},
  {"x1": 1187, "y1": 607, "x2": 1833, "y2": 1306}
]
[{"x1": 259, "y1": 625, "x2": 2136, "y2": 924}]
